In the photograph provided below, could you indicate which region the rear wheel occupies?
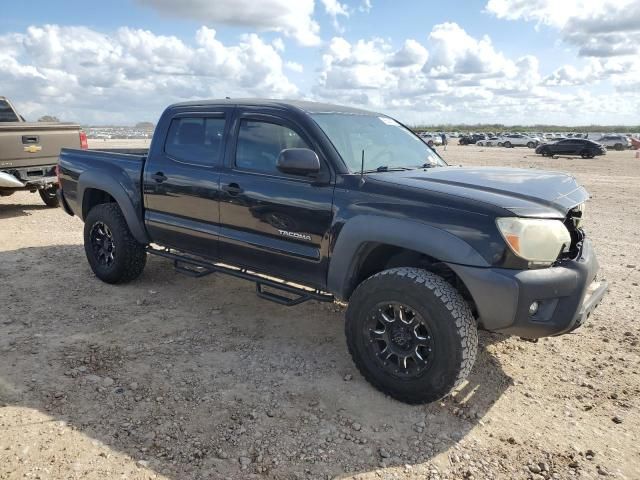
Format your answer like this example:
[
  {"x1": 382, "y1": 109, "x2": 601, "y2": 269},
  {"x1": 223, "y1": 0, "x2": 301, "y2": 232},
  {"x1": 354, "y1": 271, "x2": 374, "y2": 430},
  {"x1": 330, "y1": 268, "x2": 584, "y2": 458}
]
[
  {"x1": 39, "y1": 186, "x2": 59, "y2": 208},
  {"x1": 345, "y1": 267, "x2": 478, "y2": 404},
  {"x1": 83, "y1": 203, "x2": 147, "y2": 284},
  {"x1": 527, "y1": 141, "x2": 535, "y2": 148},
  {"x1": 540, "y1": 147, "x2": 550, "y2": 157},
  {"x1": 614, "y1": 143, "x2": 624, "y2": 151},
  {"x1": 428, "y1": 140, "x2": 434, "y2": 147},
  {"x1": 497, "y1": 142, "x2": 503, "y2": 147}
]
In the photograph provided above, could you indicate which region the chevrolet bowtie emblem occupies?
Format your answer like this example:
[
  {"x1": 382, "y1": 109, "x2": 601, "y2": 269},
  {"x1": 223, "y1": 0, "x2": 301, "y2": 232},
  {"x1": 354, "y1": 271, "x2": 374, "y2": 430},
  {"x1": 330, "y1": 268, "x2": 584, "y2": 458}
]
[{"x1": 24, "y1": 145, "x2": 42, "y2": 153}]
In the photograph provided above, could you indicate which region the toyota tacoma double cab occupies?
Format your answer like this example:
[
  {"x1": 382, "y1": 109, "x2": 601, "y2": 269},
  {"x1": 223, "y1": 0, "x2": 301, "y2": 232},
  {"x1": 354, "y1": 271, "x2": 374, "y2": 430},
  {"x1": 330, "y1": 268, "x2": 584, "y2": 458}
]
[
  {"x1": 57, "y1": 99, "x2": 608, "y2": 404},
  {"x1": 0, "y1": 96, "x2": 87, "y2": 206}
]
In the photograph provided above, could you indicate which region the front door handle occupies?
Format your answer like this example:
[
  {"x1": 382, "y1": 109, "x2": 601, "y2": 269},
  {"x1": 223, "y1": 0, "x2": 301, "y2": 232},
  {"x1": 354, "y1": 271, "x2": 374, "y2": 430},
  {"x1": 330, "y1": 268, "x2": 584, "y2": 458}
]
[
  {"x1": 222, "y1": 183, "x2": 243, "y2": 196},
  {"x1": 151, "y1": 172, "x2": 167, "y2": 183}
]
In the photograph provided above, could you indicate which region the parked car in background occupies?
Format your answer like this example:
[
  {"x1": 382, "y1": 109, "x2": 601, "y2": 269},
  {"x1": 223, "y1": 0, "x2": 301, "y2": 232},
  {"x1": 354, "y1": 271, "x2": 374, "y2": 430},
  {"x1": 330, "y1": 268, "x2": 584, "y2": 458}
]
[
  {"x1": 498, "y1": 134, "x2": 540, "y2": 148},
  {"x1": 0, "y1": 96, "x2": 86, "y2": 206},
  {"x1": 418, "y1": 133, "x2": 442, "y2": 146},
  {"x1": 476, "y1": 137, "x2": 501, "y2": 147},
  {"x1": 458, "y1": 133, "x2": 486, "y2": 145},
  {"x1": 535, "y1": 139, "x2": 606, "y2": 159},
  {"x1": 596, "y1": 135, "x2": 631, "y2": 151}
]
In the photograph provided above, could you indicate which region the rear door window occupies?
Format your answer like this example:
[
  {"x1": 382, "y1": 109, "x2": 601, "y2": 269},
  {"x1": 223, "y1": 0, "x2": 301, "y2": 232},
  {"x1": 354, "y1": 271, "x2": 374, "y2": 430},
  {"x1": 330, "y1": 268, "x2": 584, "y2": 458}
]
[
  {"x1": 0, "y1": 100, "x2": 19, "y2": 122},
  {"x1": 165, "y1": 117, "x2": 225, "y2": 166}
]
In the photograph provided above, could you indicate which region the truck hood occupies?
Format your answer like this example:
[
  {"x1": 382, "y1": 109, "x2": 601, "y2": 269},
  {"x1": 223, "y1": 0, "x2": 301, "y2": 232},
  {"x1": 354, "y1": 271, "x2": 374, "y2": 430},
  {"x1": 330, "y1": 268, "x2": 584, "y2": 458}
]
[{"x1": 376, "y1": 166, "x2": 589, "y2": 218}]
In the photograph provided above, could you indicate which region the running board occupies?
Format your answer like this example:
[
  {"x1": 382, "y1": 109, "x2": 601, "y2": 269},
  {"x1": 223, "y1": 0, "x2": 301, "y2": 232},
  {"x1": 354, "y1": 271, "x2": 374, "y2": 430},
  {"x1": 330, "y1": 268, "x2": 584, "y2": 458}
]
[{"x1": 146, "y1": 246, "x2": 334, "y2": 307}]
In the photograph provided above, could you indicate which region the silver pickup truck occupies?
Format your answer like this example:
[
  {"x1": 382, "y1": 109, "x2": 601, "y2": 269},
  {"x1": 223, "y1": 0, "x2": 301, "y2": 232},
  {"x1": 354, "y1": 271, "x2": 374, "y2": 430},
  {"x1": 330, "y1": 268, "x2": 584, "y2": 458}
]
[{"x1": 0, "y1": 96, "x2": 86, "y2": 207}]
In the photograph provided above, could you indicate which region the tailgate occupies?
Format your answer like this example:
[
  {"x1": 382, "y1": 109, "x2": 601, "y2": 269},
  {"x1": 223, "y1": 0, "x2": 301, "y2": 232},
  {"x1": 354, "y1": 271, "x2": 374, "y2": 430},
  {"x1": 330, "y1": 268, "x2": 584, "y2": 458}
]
[{"x1": 0, "y1": 123, "x2": 81, "y2": 169}]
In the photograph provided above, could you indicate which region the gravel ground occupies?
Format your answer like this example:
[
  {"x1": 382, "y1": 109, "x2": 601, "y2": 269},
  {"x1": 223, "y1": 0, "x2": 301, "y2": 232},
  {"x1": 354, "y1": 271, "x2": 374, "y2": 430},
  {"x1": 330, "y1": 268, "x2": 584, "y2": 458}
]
[{"x1": 0, "y1": 142, "x2": 638, "y2": 479}]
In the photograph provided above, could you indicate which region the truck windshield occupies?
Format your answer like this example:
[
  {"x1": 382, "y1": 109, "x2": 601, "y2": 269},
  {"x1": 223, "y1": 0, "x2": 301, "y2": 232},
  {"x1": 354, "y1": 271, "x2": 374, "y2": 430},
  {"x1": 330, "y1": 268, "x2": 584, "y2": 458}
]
[
  {"x1": 311, "y1": 113, "x2": 447, "y2": 172},
  {"x1": 0, "y1": 100, "x2": 19, "y2": 122}
]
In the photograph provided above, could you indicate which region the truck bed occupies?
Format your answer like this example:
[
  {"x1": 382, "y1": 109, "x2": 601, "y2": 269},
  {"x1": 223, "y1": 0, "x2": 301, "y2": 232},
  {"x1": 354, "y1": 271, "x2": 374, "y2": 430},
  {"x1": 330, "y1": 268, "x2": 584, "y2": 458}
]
[{"x1": 58, "y1": 148, "x2": 147, "y2": 221}]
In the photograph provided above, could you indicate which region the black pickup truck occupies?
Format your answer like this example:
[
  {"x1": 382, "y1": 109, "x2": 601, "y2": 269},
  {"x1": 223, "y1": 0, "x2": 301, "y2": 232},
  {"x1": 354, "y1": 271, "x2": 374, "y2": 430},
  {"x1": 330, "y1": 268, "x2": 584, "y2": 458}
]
[{"x1": 58, "y1": 99, "x2": 608, "y2": 404}]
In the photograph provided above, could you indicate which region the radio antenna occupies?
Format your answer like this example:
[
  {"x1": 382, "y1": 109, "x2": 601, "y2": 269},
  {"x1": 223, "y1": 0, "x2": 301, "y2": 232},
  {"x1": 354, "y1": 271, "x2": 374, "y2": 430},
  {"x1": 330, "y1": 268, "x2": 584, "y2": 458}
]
[{"x1": 360, "y1": 149, "x2": 365, "y2": 185}]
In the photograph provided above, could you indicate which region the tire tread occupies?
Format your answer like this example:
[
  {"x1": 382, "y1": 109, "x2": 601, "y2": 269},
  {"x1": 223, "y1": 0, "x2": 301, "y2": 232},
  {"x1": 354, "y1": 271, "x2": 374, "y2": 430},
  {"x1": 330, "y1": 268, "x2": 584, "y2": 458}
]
[
  {"x1": 346, "y1": 267, "x2": 478, "y2": 404},
  {"x1": 84, "y1": 203, "x2": 146, "y2": 284}
]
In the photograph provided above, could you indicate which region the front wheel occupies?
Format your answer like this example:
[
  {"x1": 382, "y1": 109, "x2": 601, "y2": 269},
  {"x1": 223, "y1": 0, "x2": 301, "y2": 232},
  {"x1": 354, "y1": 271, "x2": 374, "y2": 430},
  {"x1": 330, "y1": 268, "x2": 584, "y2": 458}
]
[
  {"x1": 345, "y1": 267, "x2": 478, "y2": 404},
  {"x1": 614, "y1": 143, "x2": 624, "y2": 151},
  {"x1": 504, "y1": 141, "x2": 512, "y2": 148},
  {"x1": 39, "y1": 186, "x2": 59, "y2": 208},
  {"x1": 527, "y1": 142, "x2": 535, "y2": 148},
  {"x1": 497, "y1": 142, "x2": 503, "y2": 147},
  {"x1": 83, "y1": 203, "x2": 147, "y2": 284}
]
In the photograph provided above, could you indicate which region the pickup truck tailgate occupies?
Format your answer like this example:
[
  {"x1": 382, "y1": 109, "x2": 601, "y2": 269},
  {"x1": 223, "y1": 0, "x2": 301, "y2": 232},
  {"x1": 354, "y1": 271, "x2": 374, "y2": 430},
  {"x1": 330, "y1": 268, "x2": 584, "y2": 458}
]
[{"x1": 0, "y1": 122, "x2": 81, "y2": 169}]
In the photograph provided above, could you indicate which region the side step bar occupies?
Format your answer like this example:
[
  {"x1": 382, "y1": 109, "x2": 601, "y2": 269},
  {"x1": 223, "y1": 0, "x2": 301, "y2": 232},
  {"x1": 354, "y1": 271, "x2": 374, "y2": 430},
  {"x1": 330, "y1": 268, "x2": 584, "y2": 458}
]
[{"x1": 146, "y1": 246, "x2": 334, "y2": 307}]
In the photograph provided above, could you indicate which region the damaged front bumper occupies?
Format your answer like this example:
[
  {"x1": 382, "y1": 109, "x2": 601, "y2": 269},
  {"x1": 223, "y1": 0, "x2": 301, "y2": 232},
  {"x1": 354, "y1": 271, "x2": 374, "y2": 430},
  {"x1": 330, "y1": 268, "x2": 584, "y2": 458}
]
[{"x1": 449, "y1": 239, "x2": 608, "y2": 338}]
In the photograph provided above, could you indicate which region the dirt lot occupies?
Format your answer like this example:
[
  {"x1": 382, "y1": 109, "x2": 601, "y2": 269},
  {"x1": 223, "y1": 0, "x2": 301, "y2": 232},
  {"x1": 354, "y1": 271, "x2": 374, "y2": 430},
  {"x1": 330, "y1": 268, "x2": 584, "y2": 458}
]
[{"x1": 1, "y1": 142, "x2": 639, "y2": 480}]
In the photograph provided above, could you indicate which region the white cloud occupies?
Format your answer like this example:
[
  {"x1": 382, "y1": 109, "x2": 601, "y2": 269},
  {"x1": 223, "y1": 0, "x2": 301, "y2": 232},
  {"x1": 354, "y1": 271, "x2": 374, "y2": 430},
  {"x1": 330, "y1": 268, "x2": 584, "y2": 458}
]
[
  {"x1": 320, "y1": 0, "x2": 350, "y2": 31},
  {"x1": 285, "y1": 61, "x2": 304, "y2": 73},
  {"x1": 425, "y1": 22, "x2": 516, "y2": 78},
  {"x1": 485, "y1": 0, "x2": 640, "y2": 57},
  {"x1": 313, "y1": 22, "x2": 639, "y2": 125},
  {"x1": 135, "y1": 0, "x2": 320, "y2": 46},
  {"x1": 387, "y1": 39, "x2": 429, "y2": 68},
  {"x1": 359, "y1": 0, "x2": 372, "y2": 13},
  {"x1": 1, "y1": 17, "x2": 637, "y2": 127},
  {"x1": 0, "y1": 24, "x2": 298, "y2": 124}
]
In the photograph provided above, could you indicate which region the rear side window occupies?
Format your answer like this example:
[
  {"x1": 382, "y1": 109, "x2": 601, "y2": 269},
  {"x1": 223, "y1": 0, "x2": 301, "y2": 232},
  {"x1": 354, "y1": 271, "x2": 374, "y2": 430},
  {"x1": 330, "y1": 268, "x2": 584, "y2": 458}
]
[
  {"x1": 0, "y1": 100, "x2": 19, "y2": 122},
  {"x1": 235, "y1": 120, "x2": 311, "y2": 175},
  {"x1": 165, "y1": 117, "x2": 225, "y2": 166}
]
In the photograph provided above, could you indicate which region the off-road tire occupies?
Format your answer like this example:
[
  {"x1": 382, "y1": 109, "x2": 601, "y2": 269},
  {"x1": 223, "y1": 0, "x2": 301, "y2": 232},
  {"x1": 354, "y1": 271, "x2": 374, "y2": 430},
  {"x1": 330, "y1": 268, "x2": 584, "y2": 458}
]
[
  {"x1": 83, "y1": 203, "x2": 147, "y2": 284},
  {"x1": 39, "y1": 186, "x2": 60, "y2": 208},
  {"x1": 345, "y1": 267, "x2": 478, "y2": 404}
]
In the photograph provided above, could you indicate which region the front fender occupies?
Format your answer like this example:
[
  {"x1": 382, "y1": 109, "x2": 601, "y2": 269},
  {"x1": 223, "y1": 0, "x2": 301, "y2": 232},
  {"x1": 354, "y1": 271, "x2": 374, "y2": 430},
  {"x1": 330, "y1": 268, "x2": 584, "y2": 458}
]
[
  {"x1": 327, "y1": 215, "x2": 489, "y2": 300},
  {"x1": 78, "y1": 170, "x2": 150, "y2": 244}
]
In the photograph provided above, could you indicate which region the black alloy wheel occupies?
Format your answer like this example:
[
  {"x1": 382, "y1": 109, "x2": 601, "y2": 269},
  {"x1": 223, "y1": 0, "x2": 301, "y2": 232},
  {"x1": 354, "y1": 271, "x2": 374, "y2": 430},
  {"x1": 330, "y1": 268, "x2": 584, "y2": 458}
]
[
  {"x1": 365, "y1": 302, "x2": 433, "y2": 378},
  {"x1": 90, "y1": 221, "x2": 116, "y2": 267}
]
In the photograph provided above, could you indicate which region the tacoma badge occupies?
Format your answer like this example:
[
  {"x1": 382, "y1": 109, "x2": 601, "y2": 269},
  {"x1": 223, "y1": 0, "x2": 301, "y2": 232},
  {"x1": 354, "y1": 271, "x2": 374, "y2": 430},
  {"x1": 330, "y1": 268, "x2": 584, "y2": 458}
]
[{"x1": 278, "y1": 229, "x2": 312, "y2": 241}]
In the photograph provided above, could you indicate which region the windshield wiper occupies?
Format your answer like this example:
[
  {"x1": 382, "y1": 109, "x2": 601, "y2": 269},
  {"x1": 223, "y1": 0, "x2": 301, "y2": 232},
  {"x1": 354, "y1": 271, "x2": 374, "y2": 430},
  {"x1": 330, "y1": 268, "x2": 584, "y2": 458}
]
[{"x1": 362, "y1": 165, "x2": 414, "y2": 173}]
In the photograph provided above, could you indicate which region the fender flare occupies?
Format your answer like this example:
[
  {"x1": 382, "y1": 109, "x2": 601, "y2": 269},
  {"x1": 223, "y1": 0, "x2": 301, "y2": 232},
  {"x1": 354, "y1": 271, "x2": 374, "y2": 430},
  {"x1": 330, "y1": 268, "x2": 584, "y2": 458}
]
[
  {"x1": 327, "y1": 215, "x2": 489, "y2": 300},
  {"x1": 78, "y1": 171, "x2": 150, "y2": 244}
]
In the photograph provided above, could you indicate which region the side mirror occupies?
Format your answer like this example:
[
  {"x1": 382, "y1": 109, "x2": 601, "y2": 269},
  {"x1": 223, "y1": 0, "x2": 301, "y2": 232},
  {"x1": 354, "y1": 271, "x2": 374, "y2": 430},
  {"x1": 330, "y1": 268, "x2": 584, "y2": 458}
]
[{"x1": 276, "y1": 148, "x2": 321, "y2": 176}]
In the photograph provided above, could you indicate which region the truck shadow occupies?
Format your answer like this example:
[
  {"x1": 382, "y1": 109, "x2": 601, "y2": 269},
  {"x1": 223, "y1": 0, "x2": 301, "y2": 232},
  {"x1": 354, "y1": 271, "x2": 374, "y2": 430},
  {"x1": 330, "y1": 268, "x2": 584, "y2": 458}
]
[
  {"x1": 0, "y1": 245, "x2": 513, "y2": 479},
  {"x1": 0, "y1": 200, "x2": 51, "y2": 219}
]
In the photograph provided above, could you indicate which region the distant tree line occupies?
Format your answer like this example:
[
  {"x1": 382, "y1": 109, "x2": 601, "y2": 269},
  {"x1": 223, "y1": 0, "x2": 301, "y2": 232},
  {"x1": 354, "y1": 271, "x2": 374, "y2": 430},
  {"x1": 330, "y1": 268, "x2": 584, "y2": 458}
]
[{"x1": 412, "y1": 124, "x2": 640, "y2": 133}]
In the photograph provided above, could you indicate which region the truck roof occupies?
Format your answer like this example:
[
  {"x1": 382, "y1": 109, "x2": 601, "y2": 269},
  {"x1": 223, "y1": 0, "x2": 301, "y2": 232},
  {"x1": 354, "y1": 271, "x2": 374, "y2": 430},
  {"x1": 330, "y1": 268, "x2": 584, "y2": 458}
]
[{"x1": 168, "y1": 98, "x2": 380, "y2": 116}]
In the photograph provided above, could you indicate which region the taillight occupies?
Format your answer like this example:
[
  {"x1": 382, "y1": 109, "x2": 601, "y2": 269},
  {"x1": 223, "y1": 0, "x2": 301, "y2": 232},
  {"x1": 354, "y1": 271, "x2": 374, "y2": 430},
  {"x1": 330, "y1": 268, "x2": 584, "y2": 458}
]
[{"x1": 79, "y1": 131, "x2": 88, "y2": 149}]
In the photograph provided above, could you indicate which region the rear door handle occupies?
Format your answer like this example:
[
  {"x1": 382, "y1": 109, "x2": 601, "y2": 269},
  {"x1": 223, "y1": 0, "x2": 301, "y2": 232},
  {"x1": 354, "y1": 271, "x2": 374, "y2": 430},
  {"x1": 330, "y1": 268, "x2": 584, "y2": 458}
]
[
  {"x1": 151, "y1": 172, "x2": 167, "y2": 183},
  {"x1": 222, "y1": 183, "x2": 243, "y2": 196}
]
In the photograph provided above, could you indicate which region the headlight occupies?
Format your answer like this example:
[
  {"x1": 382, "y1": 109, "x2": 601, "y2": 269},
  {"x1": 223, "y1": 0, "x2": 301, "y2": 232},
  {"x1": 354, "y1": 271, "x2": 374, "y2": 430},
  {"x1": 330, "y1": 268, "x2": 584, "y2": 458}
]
[{"x1": 496, "y1": 217, "x2": 571, "y2": 265}]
